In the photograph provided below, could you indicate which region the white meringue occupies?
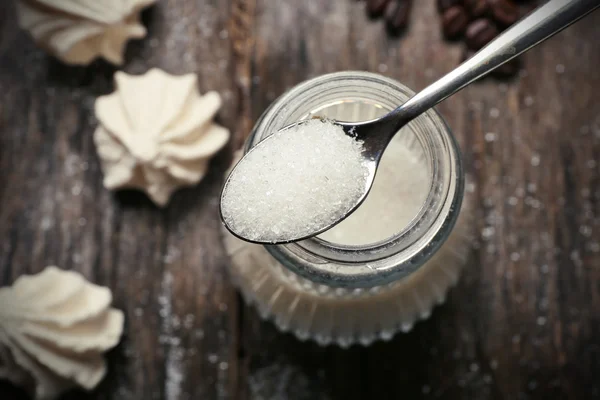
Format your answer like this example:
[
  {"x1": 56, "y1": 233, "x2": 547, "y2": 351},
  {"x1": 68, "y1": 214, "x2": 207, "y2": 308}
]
[
  {"x1": 94, "y1": 68, "x2": 230, "y2": 206},
  {"x1": 16, "y1": 0, "x2": 156, "y2": 65},
  {"x1": 0, "y1": 267, "x2": 124, "y2": 400}
]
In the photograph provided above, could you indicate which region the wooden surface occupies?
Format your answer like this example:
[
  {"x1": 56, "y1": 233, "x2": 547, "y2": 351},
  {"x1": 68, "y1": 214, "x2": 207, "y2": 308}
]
[{"x1": 1, "y1": 0, "x2": 599, "y2": 399}]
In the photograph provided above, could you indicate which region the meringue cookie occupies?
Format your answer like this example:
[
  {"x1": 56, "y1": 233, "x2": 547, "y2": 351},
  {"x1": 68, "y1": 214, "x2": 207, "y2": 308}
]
[
  {"x1": 0, "y1": 267, "x2": 124, "y2": 400},
  {"x1": 94, "y1": 68, "x2": 230, "y2": 206},
  {"x1": 16, "y1": 0, "x2": 156, "y2": 65}
]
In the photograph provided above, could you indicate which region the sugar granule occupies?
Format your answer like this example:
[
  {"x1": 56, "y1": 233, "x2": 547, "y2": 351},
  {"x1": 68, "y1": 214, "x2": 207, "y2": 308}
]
[{"x1": 221, "y1": 119, "x2": 368, "y2": 242}]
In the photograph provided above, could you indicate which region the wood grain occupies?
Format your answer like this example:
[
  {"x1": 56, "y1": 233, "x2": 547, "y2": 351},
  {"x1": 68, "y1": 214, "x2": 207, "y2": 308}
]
[
  {"x1": 1, "y1": 0, "x2": 599, "y2": 399},
  {"x1": 0, "y1": 0, "x2": 238, "y2": 399}
]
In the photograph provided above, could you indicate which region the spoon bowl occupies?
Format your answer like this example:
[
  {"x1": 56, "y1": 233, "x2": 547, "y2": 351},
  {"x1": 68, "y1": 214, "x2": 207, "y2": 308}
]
[{"x1": 220, "y1": 119, "x2": 379, "y2": 244}]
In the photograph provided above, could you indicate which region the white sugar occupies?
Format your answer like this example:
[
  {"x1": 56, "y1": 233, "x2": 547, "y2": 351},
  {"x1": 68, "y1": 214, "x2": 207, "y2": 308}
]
[{"x1": 221, "y1": 119, "x2": 368, "y2": 243}]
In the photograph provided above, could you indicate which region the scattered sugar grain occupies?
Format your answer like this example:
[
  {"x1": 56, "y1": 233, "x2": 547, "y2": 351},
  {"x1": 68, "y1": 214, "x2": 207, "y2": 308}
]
[
  {"x1": 524, "y1": 96, "x2": 535, "y2": 107},
  {"x1": 221, "y1": 120, "x2": 368, "y2": 242},
  {"x1": 485, "y1": 132, "x2": 497, "y2": 142}
]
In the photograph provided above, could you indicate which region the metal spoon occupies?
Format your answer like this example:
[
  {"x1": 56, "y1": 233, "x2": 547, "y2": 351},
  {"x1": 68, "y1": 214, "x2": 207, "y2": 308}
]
[{"x1": 221, "y1": 0, "x2": 599, "y2": 245}]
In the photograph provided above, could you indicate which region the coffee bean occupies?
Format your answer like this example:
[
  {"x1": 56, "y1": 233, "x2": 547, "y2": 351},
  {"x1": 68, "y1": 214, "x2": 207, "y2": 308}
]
[
  {"x1": 437, "y1": 0, "x2": 463, "y2": 13},
  {"x1": 492, "y1": 58, "x2": 521, "y2": 78},
  {"x1": 488, "y1": 0, "x2": 520, "y2": 27},
  {"x1": 385, "y1": 0, "x2": 413, "y2": 34},
  {"x1": 366, "y1": 0, "x2": 392, "y2": 17},
  {"x1": 442, "y1": 6, "x2": 469, "y2": 40},
  {"x1": 465, "y1": 18, "x2": 498, "y2": 50},
  {"x1": 461, "y1": 49, "x2": 476, "y2": 63},
  {"x1": 464, "y1": 0, "x2": 489, "y2": 18},
  {"x1": 519, "y1": 2, "x2": 538, "y2": 18}
]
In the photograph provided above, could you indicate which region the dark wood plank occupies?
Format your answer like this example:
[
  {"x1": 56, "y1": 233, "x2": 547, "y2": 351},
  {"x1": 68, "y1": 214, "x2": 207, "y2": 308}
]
[
  {"x1": 0, "y1": 0, "x2": 239, "y2": 399},
  {"x1": 1, "y1": 0, "x2": 600, "y2": 399}
]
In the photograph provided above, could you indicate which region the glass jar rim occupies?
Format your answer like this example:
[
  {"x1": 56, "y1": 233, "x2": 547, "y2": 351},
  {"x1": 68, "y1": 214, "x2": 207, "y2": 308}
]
[{"x1": 245, "y1": 71, "x2": 464, "y2": 288}]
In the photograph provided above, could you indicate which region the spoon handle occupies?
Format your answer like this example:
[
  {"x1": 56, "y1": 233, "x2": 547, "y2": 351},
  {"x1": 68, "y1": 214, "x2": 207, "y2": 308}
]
[{"x1": 395, "y1": 0, "x2": 600, "y2": 123}]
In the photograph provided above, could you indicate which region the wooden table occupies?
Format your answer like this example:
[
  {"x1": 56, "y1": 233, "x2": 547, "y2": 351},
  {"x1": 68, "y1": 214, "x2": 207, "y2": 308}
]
[{"x1": 1, "y1": 1, "x2": 599, "y2": 399}]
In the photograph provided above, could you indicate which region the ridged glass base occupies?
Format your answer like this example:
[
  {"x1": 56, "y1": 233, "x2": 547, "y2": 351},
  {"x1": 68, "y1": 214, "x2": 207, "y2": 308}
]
[{"x1": 221, "y1": 202, "x2": 472, "y2": 347}]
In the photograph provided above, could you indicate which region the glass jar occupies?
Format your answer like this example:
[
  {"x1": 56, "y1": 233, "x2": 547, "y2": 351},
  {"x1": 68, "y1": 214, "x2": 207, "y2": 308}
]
[{"x1": 221, "y1": 71, "x2": 473, "y2": 347}]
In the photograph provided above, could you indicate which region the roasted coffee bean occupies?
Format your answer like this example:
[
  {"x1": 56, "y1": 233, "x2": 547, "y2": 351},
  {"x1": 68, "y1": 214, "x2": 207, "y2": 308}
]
[
  {"x1": 442, "y1": 6, "x2": 469, "y2": 40},
  {"x1": 519, "y1": 2, "x2": 538, "y2": 18},
  {"x1": 488, "y1": 0, "x2": 520, "y2": 27},
  {"x1": 465, "y1": 18, "x2": 499, "y2": 50},
  {"x1": 366, "y1": 0, "x2": 392, "y2": 17},
  {"x1": 437, "y1": 0, "x2": 463, "y2": 13},
  {"x1": 464, "y1": 0, "x2": 489, "y2": 18},
  {"x1": 492, "y1": 58, "x2": 521, "y2": 78},
  {"x1": 385, "y1": 0, "x2": 413, "y2": 33},
  {"x1": 461, "y1": 49, "x2": 476, "y2": 63}
]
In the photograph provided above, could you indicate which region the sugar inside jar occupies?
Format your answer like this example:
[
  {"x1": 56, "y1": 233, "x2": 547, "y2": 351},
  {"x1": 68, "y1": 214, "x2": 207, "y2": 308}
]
[{"x1": 221, "y1": 71, "x2": 473, "y2": 347}]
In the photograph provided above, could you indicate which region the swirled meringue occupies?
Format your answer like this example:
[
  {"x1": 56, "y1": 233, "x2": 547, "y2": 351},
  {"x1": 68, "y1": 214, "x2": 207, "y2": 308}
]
[
  {"x1": 0, "y1": 267, "x2": 124, "y2": 400},
  {"x1": 94, "y1": 68, "x2": 230, "y2": 206},
  {"x1": 16, "y1": 0, "x2": 156, "y2": 65}
]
